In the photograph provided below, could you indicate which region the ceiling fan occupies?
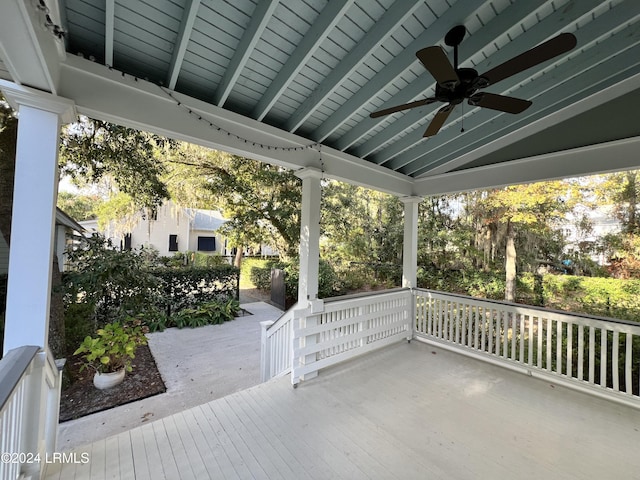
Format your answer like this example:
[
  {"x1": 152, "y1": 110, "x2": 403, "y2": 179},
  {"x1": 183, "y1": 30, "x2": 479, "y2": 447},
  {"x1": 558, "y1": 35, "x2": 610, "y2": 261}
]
[{"x1": 369, "y1": 26, "x2": 577, "y2": 137}]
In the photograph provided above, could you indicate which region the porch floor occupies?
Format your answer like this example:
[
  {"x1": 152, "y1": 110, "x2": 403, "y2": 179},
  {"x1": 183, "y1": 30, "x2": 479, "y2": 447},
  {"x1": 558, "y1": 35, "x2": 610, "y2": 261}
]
[{"x1": 45, "y1": 340, "x2": 640, "y2": 479}]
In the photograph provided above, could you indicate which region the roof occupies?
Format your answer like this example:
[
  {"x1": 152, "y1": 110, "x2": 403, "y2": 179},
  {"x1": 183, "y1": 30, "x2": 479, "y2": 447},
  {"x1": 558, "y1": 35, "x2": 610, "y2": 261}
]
[
  {"x1": 55, "y1": 207, "x2": 85, "y2": 233},
  {"x1": 187, "y1": 208, "x2": 226, "y2": 232},
  {"x1": 0, "y1": 1, "x2": 639, "y2": 197}
]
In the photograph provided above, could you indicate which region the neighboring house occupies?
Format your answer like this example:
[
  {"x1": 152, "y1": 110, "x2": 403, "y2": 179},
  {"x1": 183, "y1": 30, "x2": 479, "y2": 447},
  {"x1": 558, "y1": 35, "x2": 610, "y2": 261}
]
[
  {"x1": 0, "y1": 208, "x2": 85, "y2": 275},
  {"x1": 563, "y1": 205, "x2": 620, "y2": 265},
  {"x1": 80, "y1": 201, "x2": 230, "y2": 258}
]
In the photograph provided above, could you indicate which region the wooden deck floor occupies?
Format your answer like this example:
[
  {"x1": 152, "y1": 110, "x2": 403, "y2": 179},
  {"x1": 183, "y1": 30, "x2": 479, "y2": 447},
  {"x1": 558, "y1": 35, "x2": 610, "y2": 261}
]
[{"x1": 46, "y1": 341, "x2": 640, "y2": 479}]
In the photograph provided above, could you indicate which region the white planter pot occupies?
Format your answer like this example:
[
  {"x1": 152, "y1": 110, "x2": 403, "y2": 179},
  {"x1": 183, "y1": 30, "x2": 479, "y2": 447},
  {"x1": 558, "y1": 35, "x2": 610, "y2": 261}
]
[{"x1": 93, "y1": 369, "x2": 125, "y2": 390}]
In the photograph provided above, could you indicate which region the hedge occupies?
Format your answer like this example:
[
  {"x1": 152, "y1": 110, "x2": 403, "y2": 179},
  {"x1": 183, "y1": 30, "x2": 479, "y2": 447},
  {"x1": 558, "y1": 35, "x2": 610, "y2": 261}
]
[{"x1": 152, "y1": 265, "x2": 239, "y2": 316}]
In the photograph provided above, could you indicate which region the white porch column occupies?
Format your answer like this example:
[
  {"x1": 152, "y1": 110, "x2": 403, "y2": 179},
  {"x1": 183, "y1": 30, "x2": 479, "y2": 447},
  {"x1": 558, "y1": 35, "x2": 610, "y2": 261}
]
[
  {"x1": 1, "y1": 82, "x2": 76, "y2": 354},
  {"x1": 401, "y1": 196, "x2": 422, "y2": 289},
  {"x1": 295, "y1": 167, "x2": 323, "y2": 305},
  {"x1": 294, "y1": 167, "x2": 323, "y2": 383}
]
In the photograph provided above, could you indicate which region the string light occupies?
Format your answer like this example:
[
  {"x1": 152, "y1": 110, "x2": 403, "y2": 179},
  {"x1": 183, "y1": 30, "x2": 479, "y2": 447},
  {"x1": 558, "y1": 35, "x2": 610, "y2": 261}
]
[
  {"x1": 159, "y1": 86, "x2": 321, "y2": 154},
  {"x1": 72, "y1": 59, "x2": 327, "y2": 168},
  {"x1": 37, "y1": 1, "x2": 66, "y2": 39}
]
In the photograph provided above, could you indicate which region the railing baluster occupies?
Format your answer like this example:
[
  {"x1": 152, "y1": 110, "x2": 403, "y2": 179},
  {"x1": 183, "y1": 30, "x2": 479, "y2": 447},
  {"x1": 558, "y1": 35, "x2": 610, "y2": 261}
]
[
  {"x1": 600, "y1": 327, "x2": 608, "y2": 388},
  {"x1": 473, "y1": 305, "x2": 479, "y2": 350},
  {"x1": 528, "y1": 315, "x2": 533, "y2": 366},
  {"x1": 446, "y1": 301, "x2": 452, "y2": 341},
  {"x1": 456, "y1": 302, "x2": 462, "y2": 345},
  {"x1": 511, "y1": 312, "x2": 517, "y2": 361},
  {"x1": 502, "y1": 311, "x2": 508, "y2": 359},
  {"x1": 467, "y1": 304, "x2": 473, "y2": 347},
  {"x1": 556, "y1": 318, "x2": 563, "y2": 375},
  {"x1": 546, "y1": 318, "x2": 553, "y2": 371},
  {"x1": 626, "y1": 333, "x2": 633, "y2": 395},
  {"x1": 612, "y1": 330, "x2": 619, "y2": 392},
  {"x1": 566, "y1": 323, "x2": 573, "y2": 377},
  {"x1": 589, "y1": 326, "x2": 596, "y2": 384},
  {"x1": 578, "y1": 324, "x2": 584, "y2": 381},
  {"x1": 537, "y1": 317, "x2": 543, "y2": 368},
  {"x1": 519, "y1": 313, "x2": 525, "y2": 363},
  {"x1": 480, "y1": 307, "x2": 487, "y2": 353},
  {"x1": 488, "y1": 309, "x2": 494, "y2": 355}
]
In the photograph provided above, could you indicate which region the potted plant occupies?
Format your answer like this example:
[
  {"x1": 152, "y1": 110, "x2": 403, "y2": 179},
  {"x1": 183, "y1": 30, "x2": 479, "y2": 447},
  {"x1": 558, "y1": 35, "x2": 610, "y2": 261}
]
[{"x1": 74, "y1": 320, "x2": 148, "y2": 390}]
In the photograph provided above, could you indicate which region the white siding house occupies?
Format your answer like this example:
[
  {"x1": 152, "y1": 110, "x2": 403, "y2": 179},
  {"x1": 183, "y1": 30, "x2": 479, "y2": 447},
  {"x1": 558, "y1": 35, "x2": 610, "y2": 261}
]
[
  {"x1": 0, "y1": 208, "x2": 84, "y2": 275},
  {"x1": 80, "y1": 201, "x2": 229, "y2": 257}
]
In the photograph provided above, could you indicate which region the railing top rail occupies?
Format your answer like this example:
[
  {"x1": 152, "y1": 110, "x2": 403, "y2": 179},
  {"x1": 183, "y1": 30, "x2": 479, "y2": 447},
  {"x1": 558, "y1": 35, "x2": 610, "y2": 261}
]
[
  {"x1": 322, "y1": 288, "x2": 410, "y2": 304},
  {"x1": 0, "y1": 345, "x2": 40, "y2": 411},
  {"x1": 416, "y1": 288, "x2": 640, "y2": 329},
  {"x1": 266, "y1": 302, "x2": 298, "y2": 333}
]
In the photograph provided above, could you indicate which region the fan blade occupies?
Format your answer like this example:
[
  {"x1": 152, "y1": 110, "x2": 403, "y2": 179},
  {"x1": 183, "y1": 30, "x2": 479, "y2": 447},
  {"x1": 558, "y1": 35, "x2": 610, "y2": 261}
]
[
  {"x1": 370, "y1": 98, "x2": 437, "y2": 119},
  {"x1": 423, "y1": 104, "x2": 454, "y2": 137},
  {"x1": 479, "y1": 33, "x2": 577, "y2": 86},
  {"x1": 468, "y1": 93, "x2": 532, "y2": 114},
  {"x1": 416, "y1": 46, "x2": 459, "y2": 89}
]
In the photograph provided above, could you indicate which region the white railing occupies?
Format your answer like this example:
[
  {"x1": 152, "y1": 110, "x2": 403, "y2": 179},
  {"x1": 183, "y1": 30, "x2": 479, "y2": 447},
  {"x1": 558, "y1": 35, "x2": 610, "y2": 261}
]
[
  {"x1": 0, "y1": 346, "x2": 63, "y2": 480},
  {"x1": 260, "y1": 304, "x2": 296, "y2": 382},
  {"x1": 414, "y1": 289, "x2": 640, "y2": 407},
  {"x1": 291, "y1": 289, "x2": 412, "y2": 384}
]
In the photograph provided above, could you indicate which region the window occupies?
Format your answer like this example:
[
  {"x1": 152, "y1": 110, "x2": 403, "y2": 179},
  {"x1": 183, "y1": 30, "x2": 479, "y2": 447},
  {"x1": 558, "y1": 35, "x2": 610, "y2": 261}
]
[
  {"x1": 197, "y1": 236, "x2": 216, "y2": 252},
  {"x1": 123, "y1": 233, "x2": 132, "y2": 251},
  {"x1": 169, "y1": 234, "x2": 178, "y2": 252}
]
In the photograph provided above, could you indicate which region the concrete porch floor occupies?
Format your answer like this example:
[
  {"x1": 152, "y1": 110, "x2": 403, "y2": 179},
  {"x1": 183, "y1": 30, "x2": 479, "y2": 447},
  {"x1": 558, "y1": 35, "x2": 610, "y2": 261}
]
[{"x1": 48, "y1": 338, "x2": 640, "y2": 479}]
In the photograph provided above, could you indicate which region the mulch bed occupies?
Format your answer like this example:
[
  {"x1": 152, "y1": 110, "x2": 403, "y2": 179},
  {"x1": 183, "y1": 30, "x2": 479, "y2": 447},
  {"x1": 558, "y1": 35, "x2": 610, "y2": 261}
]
[{"x1": 59, "y1": 344, "x2": 166, "y2": 422}]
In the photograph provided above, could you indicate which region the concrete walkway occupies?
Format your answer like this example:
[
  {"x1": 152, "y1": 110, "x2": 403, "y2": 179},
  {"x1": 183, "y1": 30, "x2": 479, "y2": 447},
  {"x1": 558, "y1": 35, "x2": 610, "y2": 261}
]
[{"x1": 57, "y1": 301, "x2": 283, "y2": 451}]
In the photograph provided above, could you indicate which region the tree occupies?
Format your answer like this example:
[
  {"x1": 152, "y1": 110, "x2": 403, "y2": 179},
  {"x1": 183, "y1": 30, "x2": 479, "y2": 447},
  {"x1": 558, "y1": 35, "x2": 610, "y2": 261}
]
[
  {"x1": 592, "y1": 170, "x2": 640, "y2": 277},
  {"x1": 59, "y1": 117, "x2": 172, "y2": 210},
  {"x1": 94, "y1": 192, "x2": 140, "y2": 242},
  {"x1": 476, "y1": 181, "x2": 578, "y2": 301},
  {"x1": 57, "y1": 191, "x2": 101, "y2": 221},
  {"x1": 595, "y1": 171, "x2": 640, "y2": 234},
  {"x1": 322, "y1": 182, "x2": 403, "y2": 266},
  {"x1": 166, "y1": 146, "x2": 302, "y2": 261}
]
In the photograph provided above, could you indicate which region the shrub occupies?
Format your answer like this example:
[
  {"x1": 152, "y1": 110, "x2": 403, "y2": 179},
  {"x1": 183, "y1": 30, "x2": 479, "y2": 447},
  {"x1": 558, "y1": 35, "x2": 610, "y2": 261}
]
[
  {"x1": 63, "y1": 234, "x2": 160, "y2": 328},
  {"x1": 64, "y1": 302, "x2": 95, "y2": 356},
  {"x1": 153, "y1": 265, "x2": 239, "y2": 315},
  {"x1": 170, "y1": 298, "x2": 240, "y2": 328},
  {"x1": 250, "y1": 265, "x2": 274, "y2": 290},
  {"x1": 63, "y1": 235, "x2": 239, "y2": 340},
  {"x1": 73, "y1": 320, "x2": 148, "y2": 374}
]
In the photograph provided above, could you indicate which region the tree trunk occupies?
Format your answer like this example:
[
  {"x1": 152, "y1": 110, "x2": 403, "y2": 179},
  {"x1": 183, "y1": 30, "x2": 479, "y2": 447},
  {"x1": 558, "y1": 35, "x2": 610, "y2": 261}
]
[
  {"x1": 505, "y1": 220, "x2": 517, "y2": 302},
  {"x1": 0, "y1": 117, "x2": 17, "y2": 245},
  {"x1": 234, "y1": 246, "x2": 243, "y2": 269},
  {"x1": 49, "y1": 255, "x2": 65, "y2": 358},
  {"x1": 626, "y1": 172, "x2": 638, "y2": 233},
  {"x1": 483, "y1": 227, "x2": 491, "y2": 271}
]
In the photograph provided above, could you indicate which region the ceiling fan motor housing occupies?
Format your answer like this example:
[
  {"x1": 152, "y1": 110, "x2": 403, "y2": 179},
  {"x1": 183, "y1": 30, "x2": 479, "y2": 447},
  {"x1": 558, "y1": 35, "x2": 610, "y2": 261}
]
[{"x1": 435, "y1": 67, "x2": 479, "y2": 104}]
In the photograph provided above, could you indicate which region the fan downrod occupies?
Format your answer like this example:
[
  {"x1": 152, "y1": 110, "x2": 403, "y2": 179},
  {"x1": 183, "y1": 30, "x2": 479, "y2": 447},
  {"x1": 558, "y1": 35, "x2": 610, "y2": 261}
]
[{"x1": 444, "y1": 25, "x2": 466, "y2": 72}]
